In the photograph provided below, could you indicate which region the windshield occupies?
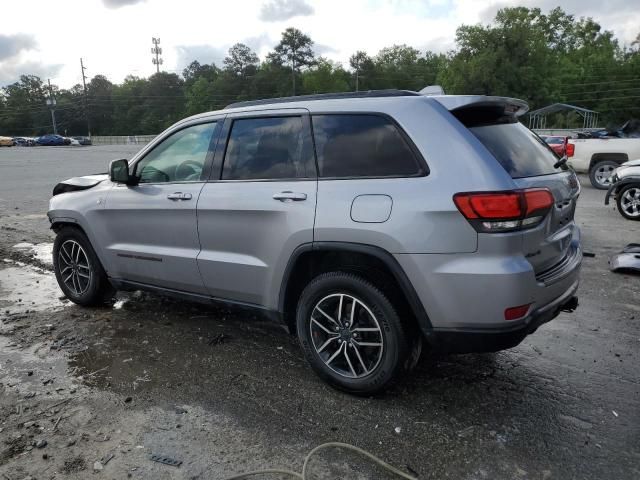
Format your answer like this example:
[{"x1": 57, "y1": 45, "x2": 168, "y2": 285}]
[{"x1": 470, "y1": 122, "x2": 562, "y2": 178}]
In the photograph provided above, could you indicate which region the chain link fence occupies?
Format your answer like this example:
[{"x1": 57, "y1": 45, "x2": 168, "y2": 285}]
[{"x1": 90, "y1": 135, "x2": 156, "y2": 145}]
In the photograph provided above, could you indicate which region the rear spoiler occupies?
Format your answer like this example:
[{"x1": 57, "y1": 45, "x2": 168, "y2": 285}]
[{"x1": 431, "y1": 95, "x2": 529, "y2": 117}]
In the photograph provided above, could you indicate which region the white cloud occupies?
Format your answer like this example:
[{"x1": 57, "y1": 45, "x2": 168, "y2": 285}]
[
  {"x1": 0, "y1": 59, "x2": 63, "y2": 86},
  {"x1": 0, "y1": 34, "x2": 37, "y2": 61},
  {"x1": 259, "y1": 0, "x2": 314, "y2": 22},
  {"x1": 102, "y1": 0, "x2": 146, "y2": 8}
]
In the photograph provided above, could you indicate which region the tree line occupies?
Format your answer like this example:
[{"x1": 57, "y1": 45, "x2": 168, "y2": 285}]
[{"x1": 1, "y1": 6, "x2": 639, "y2": 137}]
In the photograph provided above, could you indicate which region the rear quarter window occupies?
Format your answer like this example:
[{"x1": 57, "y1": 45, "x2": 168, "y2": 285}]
[
  {"x1": 312, "y1": 114, "x2": 424, "y2": 178},
  {"x1": 469, "y1": 122, "x2": 560, "y2": 178}
]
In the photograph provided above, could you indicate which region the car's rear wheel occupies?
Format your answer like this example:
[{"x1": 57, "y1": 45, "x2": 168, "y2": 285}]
[
  {"x1": 296, "y1": 272, "x2": 410, "y2": 394},
  {"x1": 616, "y1": 184, "x2": 640, "y2": 220},
  {"x1": 53, "y1": 227, "x2": 115, "y2": 306},
  {"x1": 589, "y1": 160, "x2": 618, "y2": 189}
]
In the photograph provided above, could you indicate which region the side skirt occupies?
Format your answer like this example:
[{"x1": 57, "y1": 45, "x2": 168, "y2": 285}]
[{"x1": 109, "y1": 278, "x2": 282, "y2": 323}]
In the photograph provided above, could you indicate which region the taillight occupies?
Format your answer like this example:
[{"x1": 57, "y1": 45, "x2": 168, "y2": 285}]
[
  {"x1": 453, "y1": 188, "x2": 554, "y2": 233},
  {"x1": 566, "y1": 143, "x2": 575, "y2": 157}
]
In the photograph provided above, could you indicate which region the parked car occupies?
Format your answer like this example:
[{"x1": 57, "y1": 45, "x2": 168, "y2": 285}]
[
  {"x1": 36, "y1": 134, "x2": 67, "y2": 146},
  {"x1": 540, "y1": 135, "x2": 573, "y2": 158},
  {"x1": 48, "y1": 90, "x2": 582, "y2": 394},
  {"x1": 604, "y1": 159, "x2": 640, "y2": 220},
  {"x1": 567, "y1": 137, "x2": 640, "y2": 189},
  {"x1": 65, "y1": 137, "x2": 81, "y2": 146},
  {"x1": 72, "y1": 136, "x2": 92, "y2": 145},
  {"x1": 0, "y1": 136, "x2": 15, "y2": 146},
  {"x1": 13, "y1": 137, "x2": 36, "y2": 146}
]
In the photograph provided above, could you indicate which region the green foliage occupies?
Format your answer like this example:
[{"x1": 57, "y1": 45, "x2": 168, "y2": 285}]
[{"x1": 1, "y1": 12, "x2": 638, "y2": 135}]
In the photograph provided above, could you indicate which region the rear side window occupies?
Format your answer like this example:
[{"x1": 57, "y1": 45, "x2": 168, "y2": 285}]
[
  {"x1": 222, "y1": 116, "x2": 309, "y2": 180},
  {"x1": 312, "y1": 114, "x2": 422, "y2": 178},
  {"x1": 544, "y1": 137, "x2": 564, "y2": 145},
  {"x1": 469, "y1": 122, "x2": 559, "y2": 178}
]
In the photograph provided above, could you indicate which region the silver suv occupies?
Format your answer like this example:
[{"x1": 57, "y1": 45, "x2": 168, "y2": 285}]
[{"x1": 48, "y1": 90, "x2": 582, "y2": 394}]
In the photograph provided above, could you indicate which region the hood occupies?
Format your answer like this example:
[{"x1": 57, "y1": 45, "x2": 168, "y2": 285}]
[
  {"x1": 52, "y1": 173, "x2": 108, "y2": 196},
  {"x1": 615, "y1": 159, "x2": 640, "y2": 181}
]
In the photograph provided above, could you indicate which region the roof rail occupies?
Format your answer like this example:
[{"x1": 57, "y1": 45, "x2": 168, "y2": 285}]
[{"x1": 224, "y1": 89, "x2": 421, "y2": 109}]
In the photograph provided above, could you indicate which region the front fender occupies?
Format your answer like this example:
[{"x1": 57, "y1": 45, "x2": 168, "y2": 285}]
[{"x1": 605, "y1": 177, "x2": 640, "y2": 205}]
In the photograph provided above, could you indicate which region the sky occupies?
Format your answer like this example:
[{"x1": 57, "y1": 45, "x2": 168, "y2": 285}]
[{"x1": 1, "y1": 0, "x2": 639, "y2": 88}]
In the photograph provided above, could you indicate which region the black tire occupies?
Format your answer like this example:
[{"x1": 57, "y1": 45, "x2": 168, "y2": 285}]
[
  {"x1": 53, "y1": 227, "x2": 115, "y2": 306},
  {"x1": 616, "y1": 184, "x2": 640, "y2": 221},
  {"x1": 296, "y1": 272, "x2": 410, "y2": 395},
  {"x1": 589, "y1": 160, "x2": 618, "y2": 190}
]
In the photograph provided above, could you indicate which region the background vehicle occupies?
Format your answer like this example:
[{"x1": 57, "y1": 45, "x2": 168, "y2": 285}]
[
  {"x1": 0, "y1": 136, "x2": 15, "y2": 146},
  {"x1": 36, "y1": 134, "x2": 67, "y2": 146},
  {"x1": 540, "y1": 135, "x2": 572, "y2": 157},
  {"x1": 65, "y1": 137, "x2": 81, "y2": 146},
  {"x1": 605, "y1": 159, "x2": 640, "y2": 220},
  {"x1": 48, "y1": 90, "x2": 581, "y2": 394},
  {"x1": 13, "y1": 137, "x2": 36, "y2": 146},
  {"x1": 568, "y1": 137, "x2": 640, "y2": 189},
  {"x1": 72, "y1": 136, "x2": 92, "y2": 145}
]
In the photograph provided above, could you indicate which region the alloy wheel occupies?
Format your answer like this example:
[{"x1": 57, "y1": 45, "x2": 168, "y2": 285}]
[
  {"x1": 58, "y1": 240, "x2": 92, "y2": 296},
  {"x1": 620, "y1": 187, "x2": 640, "y2": 218},
  {"x1": 594, "y1": 165, "x2": 616, "y2": 187},
  {"x1": 309, "y1": 293, "x2": 384, "y2": 379}
]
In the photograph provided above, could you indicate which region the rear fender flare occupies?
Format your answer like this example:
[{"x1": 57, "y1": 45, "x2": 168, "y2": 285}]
[{"x1": 278, "y1": 242, "x2": 434, "y2": 338}]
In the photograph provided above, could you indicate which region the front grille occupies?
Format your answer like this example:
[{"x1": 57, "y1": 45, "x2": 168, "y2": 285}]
[{"x1": 535, "y1": 246, "x2": 580, "y2": 285}]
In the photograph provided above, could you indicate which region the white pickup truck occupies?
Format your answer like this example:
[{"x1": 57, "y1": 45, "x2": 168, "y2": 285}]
[{"x1": 568, "y1": 137, "x2": 640, "y2": 189}]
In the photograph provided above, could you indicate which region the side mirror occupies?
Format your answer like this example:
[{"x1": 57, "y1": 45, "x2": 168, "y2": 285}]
[{"x1": 109, "y1": 159, "x2": 136, "y2": 185}]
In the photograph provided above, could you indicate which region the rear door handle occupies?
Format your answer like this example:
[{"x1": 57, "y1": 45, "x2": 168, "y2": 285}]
[
  {"x1": 167, "y1": 192, "x2": 192, "y2": 200},
  {"x1": 273, "y1": 191, "x2": 307, "y2": 202}
]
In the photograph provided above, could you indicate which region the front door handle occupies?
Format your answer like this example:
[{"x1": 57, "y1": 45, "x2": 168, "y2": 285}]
[
  {"x1": 273, "y1": 191, "x2": 307, "y2": 202},
  {"x1": 167, "y1": 192, "x2": 192, "y2": 200}
]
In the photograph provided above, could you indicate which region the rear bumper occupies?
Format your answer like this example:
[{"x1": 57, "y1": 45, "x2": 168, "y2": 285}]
[
  {"x1": 429, "y1": 280, "x2": 579, "y2": 354},
  {"x1": 395, "y1": 227, "x2": 582, "y2": 353}
]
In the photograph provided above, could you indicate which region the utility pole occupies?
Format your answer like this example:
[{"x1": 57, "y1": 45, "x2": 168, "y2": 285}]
[
  {"x1": 46, "y1": 79, "x2": 57, "y2": 135},
  {"x1": 80, "y1": 58, "x2": 91, "y2": 138},
  {"x1": 151, "y1": 37, "x2": 163, "y2": 73},
  {"x1": 355, "y1": 69, "x2": 359, "y2": 92},
  {"x1": 292, "y1": 57, "x2": 296, "y2": 96}
]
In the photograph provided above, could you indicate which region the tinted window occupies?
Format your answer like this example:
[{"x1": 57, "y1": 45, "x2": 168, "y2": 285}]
[
  {"x1": 136, "y1": 122, "x2": 216, "y2": 183},
  {"x1": 312, "y1": 114, "x2": 421, "y2": 178},
  {"x1": 469, "y1": 122, "x2": 560, "y2": 178},
  {"x1": 222, "y1": 116, "x2": 308, "y2": 180},
  {"x1": 544, "y1": 137, "x2": 564, "y2": 145}
]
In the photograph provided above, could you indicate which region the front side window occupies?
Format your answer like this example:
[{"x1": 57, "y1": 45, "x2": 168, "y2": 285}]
[
  {"x1": 222, "y1": 116, "x2": 308, "y2": 180},
  {"x1": 312, "y1": 114, "x2": 422, "y2": 178},
  {"x1": 135, "y1": 122, "x2": 216, "y2": 183}
]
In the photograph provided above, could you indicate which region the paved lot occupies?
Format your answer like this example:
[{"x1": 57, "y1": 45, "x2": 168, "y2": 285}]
[{"x1": 0, "y1": 146, "x2": 639, "y2": 479}]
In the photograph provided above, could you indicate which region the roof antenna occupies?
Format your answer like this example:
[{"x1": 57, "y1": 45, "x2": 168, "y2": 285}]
[{"x1": 419, "y1": 85, "x2": 445, "y2": 95}]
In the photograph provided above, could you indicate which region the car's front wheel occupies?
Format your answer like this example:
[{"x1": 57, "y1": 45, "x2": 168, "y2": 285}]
[
  {"x1": 616, "y1": 184, "x2": 640, "y2": 220},
  {"x1": 296, "y1": 272, "x2": 410, "y2": 394},
  {"x1": 53, "y1": 227, "x2": 114, "y2": 306}
]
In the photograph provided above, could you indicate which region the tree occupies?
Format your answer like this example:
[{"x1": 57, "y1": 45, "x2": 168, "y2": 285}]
[
  {"x1": 224, "y1": 43, "x2": 259, "y2": 77},
  {"x1": 87, "y1": 75, "x2": 114, "y2": 135},
  {"x1": 267, "y1": 27, "x2": 315, "y2": 95},
  {"x1": 182, "y1": 60, "x2": 219, "y2": 88},
  {"x1": 302, "y1": 58, "x2": 350, "y2": 94},
  {"x1": 1, "y1": 75, "x2": 49, "y2": 135},
  {"x1": 185, "y1": 77, "x2": 216, "y2": 116},
  {"x1": 349, "y1": 51, "x2": 374, "y2": 91}
]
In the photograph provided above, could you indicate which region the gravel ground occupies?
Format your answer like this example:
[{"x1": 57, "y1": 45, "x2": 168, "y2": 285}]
[{"x1": 0, "y1": 146, "x2": 639, "y2": 479}]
